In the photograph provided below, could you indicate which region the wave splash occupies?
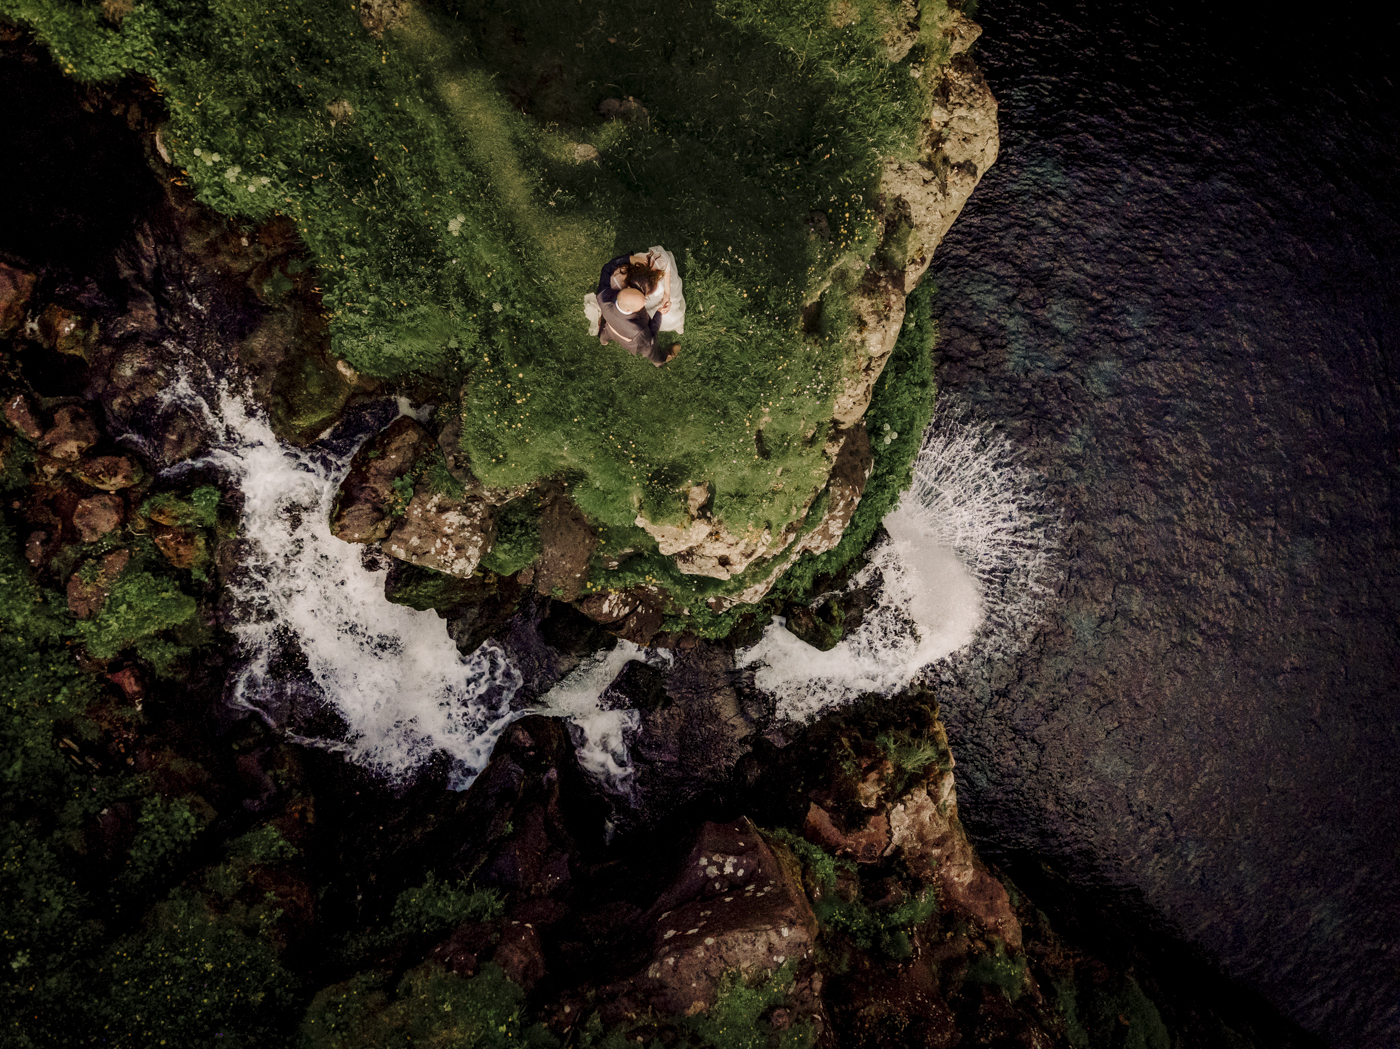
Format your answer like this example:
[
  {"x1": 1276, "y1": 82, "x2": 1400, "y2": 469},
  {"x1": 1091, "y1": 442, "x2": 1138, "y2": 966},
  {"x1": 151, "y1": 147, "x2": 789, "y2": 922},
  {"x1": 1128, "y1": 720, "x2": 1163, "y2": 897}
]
[{"x1": 739, "y1": 409, "x2": 1059, "y2": 721}]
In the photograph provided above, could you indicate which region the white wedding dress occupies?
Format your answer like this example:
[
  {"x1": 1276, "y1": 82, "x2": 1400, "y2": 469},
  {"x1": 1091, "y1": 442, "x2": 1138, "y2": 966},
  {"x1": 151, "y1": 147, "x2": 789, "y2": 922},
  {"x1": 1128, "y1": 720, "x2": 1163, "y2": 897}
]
[{"x1": 583, "y1": 245, "x2": 686, "y2": 335}]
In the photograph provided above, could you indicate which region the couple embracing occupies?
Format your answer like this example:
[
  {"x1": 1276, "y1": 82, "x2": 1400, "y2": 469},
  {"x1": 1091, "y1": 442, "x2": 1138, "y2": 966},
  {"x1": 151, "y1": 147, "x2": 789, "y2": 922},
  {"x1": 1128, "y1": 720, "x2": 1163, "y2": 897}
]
[{"x1": 583, "y1": 246, "x2": 686, "y2": 367}]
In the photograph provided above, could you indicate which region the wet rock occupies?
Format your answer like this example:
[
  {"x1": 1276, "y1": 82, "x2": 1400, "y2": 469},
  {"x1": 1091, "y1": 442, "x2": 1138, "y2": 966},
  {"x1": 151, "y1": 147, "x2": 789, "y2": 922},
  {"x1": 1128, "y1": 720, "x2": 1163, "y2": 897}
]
[
  {"x1": 0, "y1": 262, "x2": 36, "y2": 335},
  {"x1": 457, "y1": 715, "x2": 610, "y2": 900},
  {"x1": 332, "y1": 416, "x2": 433, "y2": 544},
  {"x1": 38, "y1": 405, "x2": 99, "y2": 460},
  {"x1": 67, "y1": 548, "x2": 132, "y2": 619},
  {"x1": 72, "y1": 492, "x2": 124, "y2": 542},
  {"x1": 4, "y1": 393, "x2": 44, "y2": 440},
  {"x1": 576, "y1": 586, "x2": 673, "y2": 645},
  {"x1": 612, "y1": 818, "x2": 818, "y2": 1016},
  {"x1": 74, "y1": 454, "x2": 140, "y2": 491},
  {"x1": 240, "y1": 308, "x2": 354, "y2": 444},
  {"x1": 37, "y1": 303, "x2": 94, "y2": 358},
  {"x1": 384, "y1": 486, "x2": 496, "y2": 579},
  {"x1": 156, "y1": 408, "x2": 207, "y2": 466},
  {"x1": 601, "y1": 660, "x2": 669, "y2": 714},
  {"x1": 782, "y1": 594, "x2": 859, "y2": 651},
  {"x1": 617, "y1": 646, "x2": 750, "y2": 821}
]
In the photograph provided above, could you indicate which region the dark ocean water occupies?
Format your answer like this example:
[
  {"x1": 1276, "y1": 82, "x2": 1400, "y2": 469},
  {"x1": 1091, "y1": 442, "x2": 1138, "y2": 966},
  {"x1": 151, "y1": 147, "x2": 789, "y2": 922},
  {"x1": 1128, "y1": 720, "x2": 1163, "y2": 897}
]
[{"x1": 927, "y1": 2, "x2": 1400, "y2": 1045}]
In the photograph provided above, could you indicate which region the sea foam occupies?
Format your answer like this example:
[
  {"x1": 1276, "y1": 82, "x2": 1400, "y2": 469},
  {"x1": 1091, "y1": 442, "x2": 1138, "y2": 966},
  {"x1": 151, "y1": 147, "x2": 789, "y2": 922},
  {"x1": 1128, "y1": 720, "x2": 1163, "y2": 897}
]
[{"x1": 739, "y1": 409, "x2": 1058, "y2": 721}]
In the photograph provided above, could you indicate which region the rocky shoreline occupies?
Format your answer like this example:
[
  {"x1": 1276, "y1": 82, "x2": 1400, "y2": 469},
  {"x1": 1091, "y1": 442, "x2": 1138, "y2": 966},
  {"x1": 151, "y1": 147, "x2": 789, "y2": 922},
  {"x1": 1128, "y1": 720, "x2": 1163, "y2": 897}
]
[{"x1": 0, "y1": 18, "x2": 1326, "y2": 1049}]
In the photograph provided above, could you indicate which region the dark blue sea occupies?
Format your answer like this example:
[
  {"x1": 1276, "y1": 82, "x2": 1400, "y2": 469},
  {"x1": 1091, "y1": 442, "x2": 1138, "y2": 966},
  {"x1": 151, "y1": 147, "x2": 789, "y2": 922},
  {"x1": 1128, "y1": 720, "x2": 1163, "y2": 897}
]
[{"x1": 928, "y1": 2, "x2": 1400, "y2": 1045}]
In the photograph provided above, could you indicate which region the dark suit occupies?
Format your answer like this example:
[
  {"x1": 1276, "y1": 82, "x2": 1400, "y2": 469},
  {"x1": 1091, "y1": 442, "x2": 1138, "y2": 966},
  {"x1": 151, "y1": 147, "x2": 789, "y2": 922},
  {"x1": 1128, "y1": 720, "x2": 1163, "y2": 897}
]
[{"x1": 598, "y1": 285, "x2": 666, "y2": 363}]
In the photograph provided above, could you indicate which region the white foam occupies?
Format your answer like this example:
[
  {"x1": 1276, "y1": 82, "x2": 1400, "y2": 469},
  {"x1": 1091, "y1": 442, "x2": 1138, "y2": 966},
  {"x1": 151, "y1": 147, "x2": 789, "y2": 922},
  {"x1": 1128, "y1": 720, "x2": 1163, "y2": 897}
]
[
  {"x1": 536, "y1": 641, "x2": 673, "y2": 791},
  {"x1": 182, "y1": 382, "x2": 524, "y2": 786},
  {"x1": 738, "y1": 410, "x2": 1058, "y2": 721}
]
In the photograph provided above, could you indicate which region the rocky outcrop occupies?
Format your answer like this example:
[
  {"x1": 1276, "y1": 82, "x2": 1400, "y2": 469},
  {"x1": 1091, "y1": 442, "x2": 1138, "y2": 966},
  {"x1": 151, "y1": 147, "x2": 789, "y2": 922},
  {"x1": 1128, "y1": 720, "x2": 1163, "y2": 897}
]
[
  {"x1": 628, "y1": 12, "x2": 997, "y2": 609},
  {"x1": 38, "y1": 406, "x2": 100, "y2": 461},
  {"x1": 706, "y1": 422, "x2": 874, "y2": 612},
  {"x1": 831, "y1": 19, "x2": 998, "y2": 429},
  {"x1": 331, "y1": 415, "x2": 501, "y2": 579}
]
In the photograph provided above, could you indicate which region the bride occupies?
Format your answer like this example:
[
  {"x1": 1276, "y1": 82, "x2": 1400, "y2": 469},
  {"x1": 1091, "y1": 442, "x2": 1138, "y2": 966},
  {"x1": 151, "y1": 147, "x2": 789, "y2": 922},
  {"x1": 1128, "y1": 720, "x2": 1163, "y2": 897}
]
[{"x1": 584, "y1": 245, "x2": 686, "y2": 335}]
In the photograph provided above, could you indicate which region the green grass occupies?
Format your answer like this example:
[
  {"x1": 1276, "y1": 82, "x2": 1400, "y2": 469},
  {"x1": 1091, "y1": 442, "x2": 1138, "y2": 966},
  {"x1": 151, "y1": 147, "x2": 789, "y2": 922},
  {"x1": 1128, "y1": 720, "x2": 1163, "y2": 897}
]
[{"x1": 2, "y1": 0, "x2": 950, "y2": 612}]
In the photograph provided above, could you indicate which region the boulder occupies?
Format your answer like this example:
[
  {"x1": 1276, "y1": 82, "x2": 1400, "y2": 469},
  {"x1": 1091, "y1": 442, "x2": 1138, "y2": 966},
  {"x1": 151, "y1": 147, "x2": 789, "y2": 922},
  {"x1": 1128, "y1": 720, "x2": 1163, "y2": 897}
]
[
  {"x1": 38, "y1": 406, "x2": 99, "y2": 461},
  {"x1": 331, "y1": 415, "x2": 433, "y2": 544},
  {"x1": 152, "y1": 523, "x2": 207, "y2": 569},
  {"x1": 72, "y1": 493, "x2": 124, "y2": 542},
  {"x1": 37, "y1": 304, "x2": 93, "y2": 358},
  {"x1": 4, "y1": 393, "x2": 44, "y2": 440},
  {"x1": 615, "y1": 646, "x2": 750, "y2": 819},
  {"x1": 0, "y1": 263, "x2": 36, "y2": 335},
  {"x1": 384, "y1": 487, "x2": 495, "y2": 579},
  {"x1": 74, "y1": 455, "x2": 141, "y2": 491},
  {"x1": 611, "y1": 818, "x2": 818, "y2": 1016},
  {"x1": 492, "y1": 921, "x2": 547, "y2": 992}
]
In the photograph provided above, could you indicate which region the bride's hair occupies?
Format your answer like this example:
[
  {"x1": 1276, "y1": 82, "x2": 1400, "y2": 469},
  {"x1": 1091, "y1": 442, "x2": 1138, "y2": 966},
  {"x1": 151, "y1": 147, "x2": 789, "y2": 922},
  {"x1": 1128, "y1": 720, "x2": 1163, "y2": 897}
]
[{"x1": 626, "y1": 263, "x2": 664, "y2": 296}]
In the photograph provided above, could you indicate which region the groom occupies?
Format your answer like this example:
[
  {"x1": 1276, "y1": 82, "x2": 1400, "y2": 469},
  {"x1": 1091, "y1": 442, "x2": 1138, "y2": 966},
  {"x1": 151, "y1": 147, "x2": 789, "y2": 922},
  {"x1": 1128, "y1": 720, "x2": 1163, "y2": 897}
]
[{"x1": 598, "y1": 286, "x2": 678, "y2": 367}]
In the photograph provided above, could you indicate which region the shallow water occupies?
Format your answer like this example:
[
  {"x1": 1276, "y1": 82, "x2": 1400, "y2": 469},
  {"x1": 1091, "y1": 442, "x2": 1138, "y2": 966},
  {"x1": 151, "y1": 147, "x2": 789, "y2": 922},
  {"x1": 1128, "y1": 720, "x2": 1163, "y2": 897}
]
[{"x1": 927, "y1": 1, "x2": 1400, "y2": 1044}]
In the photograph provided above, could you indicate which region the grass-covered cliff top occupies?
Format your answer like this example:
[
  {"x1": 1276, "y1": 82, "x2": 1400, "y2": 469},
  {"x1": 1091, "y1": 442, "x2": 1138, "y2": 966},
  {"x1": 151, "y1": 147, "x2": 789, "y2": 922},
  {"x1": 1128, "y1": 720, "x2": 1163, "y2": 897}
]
[{"x1": 4, "y1": 0, "x2": 950, "y2": 546}]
